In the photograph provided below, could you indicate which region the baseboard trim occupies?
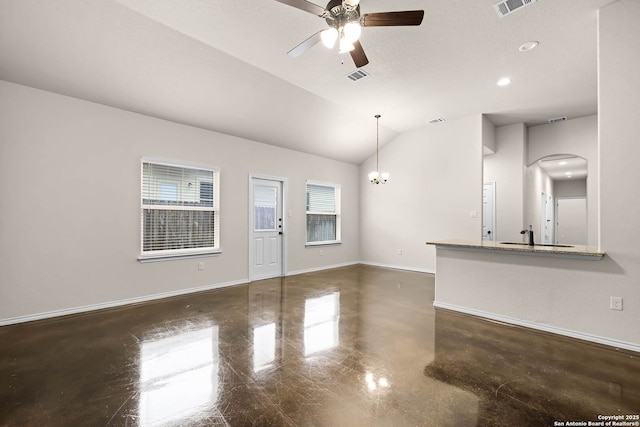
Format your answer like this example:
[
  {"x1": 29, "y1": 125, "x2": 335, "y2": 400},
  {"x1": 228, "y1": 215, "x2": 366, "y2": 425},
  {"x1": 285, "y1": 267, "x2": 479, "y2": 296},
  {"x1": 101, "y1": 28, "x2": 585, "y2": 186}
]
[
  {"x1": 433, "y1": 301, "x2": 640, "y2": 354},
  {"x1": 359, "y1": 261, "x2": 435, "y2": 275},
  {"x1": 286, "y1": 261, "x2": 360, "y2": 277},
  {"x1": 0, "y1": 279, "x2": 248, "y2": 327},
  {"x1": 1, "y1": 263, "x2": 431, "y2": 327}
]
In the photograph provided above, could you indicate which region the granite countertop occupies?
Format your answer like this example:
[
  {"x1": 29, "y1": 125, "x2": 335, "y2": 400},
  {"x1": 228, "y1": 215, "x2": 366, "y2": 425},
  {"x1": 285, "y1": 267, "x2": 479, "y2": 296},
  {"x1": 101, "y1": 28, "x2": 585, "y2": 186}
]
[{"x1": 426, "y1": 239, "x2": 605, "y2": 260}]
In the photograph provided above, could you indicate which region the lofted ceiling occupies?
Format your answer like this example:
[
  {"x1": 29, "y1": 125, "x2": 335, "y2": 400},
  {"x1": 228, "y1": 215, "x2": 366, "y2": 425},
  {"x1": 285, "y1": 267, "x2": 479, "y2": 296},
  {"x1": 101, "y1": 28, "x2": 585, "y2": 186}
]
[{"x1": 0, "y1": 0, "x2": 613, "y2": 164}]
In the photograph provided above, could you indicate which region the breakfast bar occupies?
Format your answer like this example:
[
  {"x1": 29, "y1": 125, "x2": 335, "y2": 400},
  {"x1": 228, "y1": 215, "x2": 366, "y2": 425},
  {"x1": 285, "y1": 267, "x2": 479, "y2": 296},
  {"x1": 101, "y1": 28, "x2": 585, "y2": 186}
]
[
  {"x1": 426, "y1": 239, "x2": 605, "y2": 260},
  {"x1": 424, "y1": 239, "x2": 638, "y2": 352}
]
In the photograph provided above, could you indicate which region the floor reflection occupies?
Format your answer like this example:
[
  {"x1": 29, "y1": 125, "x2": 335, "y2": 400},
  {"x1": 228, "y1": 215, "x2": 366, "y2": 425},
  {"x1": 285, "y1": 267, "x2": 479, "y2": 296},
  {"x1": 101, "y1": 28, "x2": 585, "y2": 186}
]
[
  {"x1": 304, "y1": 291, "x2": 340, "y2": 357},
  {"x1": 1, "y1": 265, "x2": 638, "y2": 426},
  {"x1": 248, "y1": 279, "x2": 282, "y2": 374},
  {"x1": 424, "y1": 310, "x2": 640, "y2": 426},
  {"x1": 139, "y1": 325, "x2": 219, "y2": 426},
  {"x1": 253, "y1": 322, "x2": 276, "y2": 372}
]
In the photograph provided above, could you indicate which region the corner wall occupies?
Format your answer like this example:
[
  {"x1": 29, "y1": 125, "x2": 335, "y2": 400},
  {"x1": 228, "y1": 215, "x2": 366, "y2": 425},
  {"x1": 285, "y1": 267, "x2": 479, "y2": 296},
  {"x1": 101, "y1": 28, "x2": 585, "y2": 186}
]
[
  {"x1": 483, "y1": 123, "x2": 526, "y2": 242},
  {"x1": 433, "y1": 0, "x2": 640, "y2": 351},
  {"x1": 596, "y1": 0, "x2": 640, "y2": 345},
  {"x1": 0, "y1": 81, "x2": 360, "y2": 322},
  {"x1": 359, "y1": 115, "x2": 483, "y2": 272},
  {"x1": 528, "y1": 115, "x2": 599, "y2": 247}
]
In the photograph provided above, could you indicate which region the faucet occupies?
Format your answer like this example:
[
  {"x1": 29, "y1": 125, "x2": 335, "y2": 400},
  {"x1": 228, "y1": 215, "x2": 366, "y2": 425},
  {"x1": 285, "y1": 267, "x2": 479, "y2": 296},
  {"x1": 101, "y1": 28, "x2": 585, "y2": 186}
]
[{"x1": 520, "y1": 225, "x2": 534, "y2": 246}]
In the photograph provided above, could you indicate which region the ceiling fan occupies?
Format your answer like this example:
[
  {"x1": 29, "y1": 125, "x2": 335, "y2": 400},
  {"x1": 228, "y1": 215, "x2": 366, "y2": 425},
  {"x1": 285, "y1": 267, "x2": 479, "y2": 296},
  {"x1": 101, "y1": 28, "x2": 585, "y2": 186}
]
[{"x1": 275, "y1": 0, "x2": 424, "y2": 68}]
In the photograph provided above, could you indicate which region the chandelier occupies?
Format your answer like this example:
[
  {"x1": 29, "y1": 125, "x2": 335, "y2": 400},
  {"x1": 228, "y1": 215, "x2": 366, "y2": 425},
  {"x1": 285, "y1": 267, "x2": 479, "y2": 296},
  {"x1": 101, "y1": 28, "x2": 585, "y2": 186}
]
[{"x1": 368, "y1": 114, "x2": 389, "y2": 184}]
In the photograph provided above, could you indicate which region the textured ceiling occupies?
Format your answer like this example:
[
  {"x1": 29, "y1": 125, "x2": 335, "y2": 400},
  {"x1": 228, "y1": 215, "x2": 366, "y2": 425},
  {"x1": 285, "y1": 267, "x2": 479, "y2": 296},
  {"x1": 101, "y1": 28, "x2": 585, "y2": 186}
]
[{"x1": 0, "y1": 0, "x2": 613, "y2": 164}]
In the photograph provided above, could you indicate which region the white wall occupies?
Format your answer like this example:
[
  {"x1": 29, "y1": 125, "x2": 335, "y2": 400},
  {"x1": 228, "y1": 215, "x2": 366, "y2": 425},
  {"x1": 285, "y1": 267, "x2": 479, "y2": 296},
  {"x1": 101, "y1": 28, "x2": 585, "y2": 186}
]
[
  {"x1": 527, "y1": 115, "x2": 598, "y2": 165},
  {"x1": 483, "y1": 123, "x2": 526, "y2": 242},
  {"x1": 528, "y1": 115, "x2": 598, "y2": 246},
  {"x1": 482, "y1": 115, "x2": 496, "y2": 154},
  {"x1": 359, "y1": 115, "x2": 483, "y2": 273},
  {"x1": 597, "y1": 0, "x2": 640, "y2": 346},
  {"x1": 525, "y1": 160, "x2": 554, "y2": 241},
  {"x1": 554, "y1": 179, "x2": 586, "y2": 198},
  {"x1": 433, "y1": 0, "x2": 640, "y2": 351},
  {"x1": 0, "y1": 81, "x2": 360, "y2": 322}
]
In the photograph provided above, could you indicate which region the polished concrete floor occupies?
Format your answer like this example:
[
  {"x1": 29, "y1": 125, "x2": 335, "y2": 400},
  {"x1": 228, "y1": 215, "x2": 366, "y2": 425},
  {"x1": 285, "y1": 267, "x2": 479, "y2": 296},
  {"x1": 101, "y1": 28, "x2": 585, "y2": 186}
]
[{"x1": 1, "y1": 265, "x2": 638, "y2": 426}]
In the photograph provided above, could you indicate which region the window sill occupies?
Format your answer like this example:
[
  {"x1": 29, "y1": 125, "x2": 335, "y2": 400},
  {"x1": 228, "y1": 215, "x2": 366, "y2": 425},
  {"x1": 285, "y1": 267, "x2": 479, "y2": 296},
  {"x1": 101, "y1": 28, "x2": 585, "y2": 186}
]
[
  {"x1": 305, "y1": 241, "x2": 342, "y2": 247},
  {"x1": 138, "y1": 251, "x2": 222, "y2": 263}
]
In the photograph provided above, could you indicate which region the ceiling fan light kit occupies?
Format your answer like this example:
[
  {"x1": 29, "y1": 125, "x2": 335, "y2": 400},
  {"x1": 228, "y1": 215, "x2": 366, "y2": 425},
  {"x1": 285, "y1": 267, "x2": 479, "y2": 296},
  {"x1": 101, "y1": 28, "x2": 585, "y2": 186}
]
[
  {"x1": 338, "y1": 37, "x2": 355, "y2": 53},
  {"x1": 277, "y1": 0, "x2": 424, "y2": 68},
  {"x1": 343, "y1": 21, "x2": 361, "y2": 43},
  {"x1": 321, "y1": 27, "x2": 338, "y2": 48}
]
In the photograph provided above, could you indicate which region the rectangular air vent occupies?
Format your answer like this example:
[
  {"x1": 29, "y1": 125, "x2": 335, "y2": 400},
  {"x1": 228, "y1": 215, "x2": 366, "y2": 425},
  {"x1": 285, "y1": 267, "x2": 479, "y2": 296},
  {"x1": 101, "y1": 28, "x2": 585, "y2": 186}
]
[
  {"x1": 346, "y1": 69, "x2": 369, "y2": 82},
  {"x1": 494, "y1": 0, "x2": 537, "y2": 17},
  {"x1": 428, "y1": 117, "x2": 445, "y2": 124},
  {"x1": 548, "y1": 116, "x2": 568, "y2": 124}
]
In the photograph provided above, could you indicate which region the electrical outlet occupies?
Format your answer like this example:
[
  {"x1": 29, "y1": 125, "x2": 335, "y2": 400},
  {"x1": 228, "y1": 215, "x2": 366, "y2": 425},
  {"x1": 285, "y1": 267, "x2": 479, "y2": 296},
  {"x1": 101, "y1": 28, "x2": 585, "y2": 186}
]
[
  {"x1": 610, "y1": 296, "x2": 623, "y2": 311},
  {"x1": 319, "y1": 249, "x2": 323, "y2": 256},
  {"x1": 397, "y1": 249, "x2": 402, "y2": 255},
  {"x1": 198, "y1": 261, "x2": 205, "y2": 271}
]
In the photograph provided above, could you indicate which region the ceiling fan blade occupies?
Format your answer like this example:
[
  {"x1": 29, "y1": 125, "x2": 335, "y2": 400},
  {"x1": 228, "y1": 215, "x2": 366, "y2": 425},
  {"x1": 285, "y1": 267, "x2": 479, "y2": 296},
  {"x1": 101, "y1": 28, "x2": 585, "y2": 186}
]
[
  {"x1": 350, "y1": 40, "x2": 369, "y2": 68},
  {"x1": 361, "y1": 10, "x2": 425, "y2": 27},
  {"x1": 287, "y1": 30, "x2": 323, "y2": 58},
  {"x1": 273, "y1": 0, "x2": 326, "y2": 16}
]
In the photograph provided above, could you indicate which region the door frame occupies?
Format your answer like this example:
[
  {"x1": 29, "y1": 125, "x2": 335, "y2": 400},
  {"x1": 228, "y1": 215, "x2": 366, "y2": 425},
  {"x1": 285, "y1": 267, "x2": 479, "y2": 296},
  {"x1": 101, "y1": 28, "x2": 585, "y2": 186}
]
[
  {"x1": 540, "y1": 192, "x2": 554, "y2": 244},
  {"x1": 248, "y1": 174, "x2": 288, "y2": 281},
  {"x1": 482, "y1": 182, "x2": 496, "y2": 241}
]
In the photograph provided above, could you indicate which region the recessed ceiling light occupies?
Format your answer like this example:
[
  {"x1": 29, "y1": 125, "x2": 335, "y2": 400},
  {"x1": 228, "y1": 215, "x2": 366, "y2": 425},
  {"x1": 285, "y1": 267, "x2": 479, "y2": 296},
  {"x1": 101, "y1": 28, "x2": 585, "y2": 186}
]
[
  {"x1": 497, "y1": 77, "x2": 512, "y2": 87},
  {"x1": 519, "y1": 41, "x2": 539, "y2": 52}
]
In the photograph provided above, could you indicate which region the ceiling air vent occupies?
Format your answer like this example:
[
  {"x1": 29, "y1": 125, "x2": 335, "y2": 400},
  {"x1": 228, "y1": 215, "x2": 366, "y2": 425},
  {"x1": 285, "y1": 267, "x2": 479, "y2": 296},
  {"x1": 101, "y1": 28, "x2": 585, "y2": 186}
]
[
  {"x1": 346, "y1": 69, "x2": 369, "y2": 82},
  {"x1": 494, "y1": 0, "x2": 537, "y2": 17},
  {"x1": 428, "y1": 117, "x2": 445, "y2": 124},
  {"x1": 548, "y1": 116, "x2": 568, "y2": 124}
]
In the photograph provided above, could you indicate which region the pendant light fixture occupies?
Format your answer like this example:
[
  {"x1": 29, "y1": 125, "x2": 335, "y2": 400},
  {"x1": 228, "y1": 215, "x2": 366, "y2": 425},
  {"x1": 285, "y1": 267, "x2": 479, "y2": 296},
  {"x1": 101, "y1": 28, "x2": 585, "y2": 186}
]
[{"x1": 368, "y1": 114, "x2": 389, "y2": 184}]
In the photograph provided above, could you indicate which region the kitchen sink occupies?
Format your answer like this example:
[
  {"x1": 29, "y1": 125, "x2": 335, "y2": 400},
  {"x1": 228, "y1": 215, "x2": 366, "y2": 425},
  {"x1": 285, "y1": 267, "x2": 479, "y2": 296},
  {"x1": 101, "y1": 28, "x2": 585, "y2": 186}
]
[{"x1": 499, "y1": 242, "x2": 574, "y2": 248}]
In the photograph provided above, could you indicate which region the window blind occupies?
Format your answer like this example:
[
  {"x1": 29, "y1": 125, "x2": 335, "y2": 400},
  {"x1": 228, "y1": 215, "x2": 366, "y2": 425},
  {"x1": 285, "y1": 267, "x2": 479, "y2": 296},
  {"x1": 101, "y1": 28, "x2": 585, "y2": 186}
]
[
  {"x1": 306, "y1": 184, "x2": 335, "y2": 213},
  {"x1": 306, "y1": 182, "x2": 340, "y2": 244},
  {"x1": 141, "y1": 159, "x2": 219, "y2": 257}
]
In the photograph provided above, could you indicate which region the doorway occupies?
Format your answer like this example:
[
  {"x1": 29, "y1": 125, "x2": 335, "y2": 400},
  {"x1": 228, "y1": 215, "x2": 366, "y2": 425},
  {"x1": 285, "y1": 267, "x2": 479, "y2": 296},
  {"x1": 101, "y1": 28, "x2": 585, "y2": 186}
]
[
  {"x1": 556, "y1": 197, "x2": 587, "y2": 245},
  {"x1": 541, "y1": 192, "x2": 554, "y2": 244},
  {"x1": 483, "y1": 182, "x2": 496, "y2": 241},
  {"x1": 249, "y1": 175, "x2": 286, "y2": 281}
]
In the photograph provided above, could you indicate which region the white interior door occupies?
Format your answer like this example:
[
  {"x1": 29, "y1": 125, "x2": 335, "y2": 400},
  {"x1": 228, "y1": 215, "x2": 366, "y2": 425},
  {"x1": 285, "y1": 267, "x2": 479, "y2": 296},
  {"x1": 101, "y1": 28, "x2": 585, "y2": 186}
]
[
  {"x1": 483, "y1": 182, "x2": 496, "y2": 241},
  {"x1": 249, "y1": 177, "x2": 284, "y2": 281},
  {"x1": 541, "y1": 192, "x2": 554, "y2": 244},
  {"x1": 556, "y1": 197, "x2": 587, "y2": 245}
]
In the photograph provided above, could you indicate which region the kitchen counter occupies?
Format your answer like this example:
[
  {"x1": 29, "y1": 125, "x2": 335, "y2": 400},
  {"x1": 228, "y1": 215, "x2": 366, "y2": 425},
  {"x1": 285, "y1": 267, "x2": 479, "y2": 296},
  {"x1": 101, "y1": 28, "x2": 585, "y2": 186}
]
[{"x1": 426, "y1": 239, "x2": 605, "y2": 260}]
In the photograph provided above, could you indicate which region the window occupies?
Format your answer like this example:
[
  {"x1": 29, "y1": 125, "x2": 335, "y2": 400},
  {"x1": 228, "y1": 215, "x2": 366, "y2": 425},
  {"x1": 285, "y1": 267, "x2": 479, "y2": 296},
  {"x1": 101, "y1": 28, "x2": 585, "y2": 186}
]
[
  {"x1": 254, "y1": 185, "x2": 277, "y2": 231},
  {"x1": 140, "y1": 158, "x2": 220, "y2": 259},
  {"x1": 306, "y1": 181, "x2": 340, "y2": 245}
]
